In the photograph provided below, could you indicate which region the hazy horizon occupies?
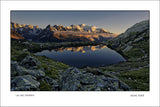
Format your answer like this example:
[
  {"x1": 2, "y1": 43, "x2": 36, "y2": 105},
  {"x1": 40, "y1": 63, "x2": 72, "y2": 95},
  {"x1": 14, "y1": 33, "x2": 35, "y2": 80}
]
[{"x1": 11, "y1": 11, "x2": 149, "y2": 34}]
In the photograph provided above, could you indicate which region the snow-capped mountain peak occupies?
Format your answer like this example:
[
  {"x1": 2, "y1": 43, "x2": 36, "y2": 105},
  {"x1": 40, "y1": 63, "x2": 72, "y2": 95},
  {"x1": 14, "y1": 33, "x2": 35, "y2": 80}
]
[{"x1": 11, "y1": 22, "x2": 117, "y2": 42}]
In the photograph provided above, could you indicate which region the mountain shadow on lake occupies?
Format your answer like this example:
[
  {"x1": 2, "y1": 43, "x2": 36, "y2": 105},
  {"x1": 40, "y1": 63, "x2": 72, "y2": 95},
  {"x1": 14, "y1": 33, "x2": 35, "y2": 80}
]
[{"x1": 35, "y1": 45, "x2": 126, "y2": 68}]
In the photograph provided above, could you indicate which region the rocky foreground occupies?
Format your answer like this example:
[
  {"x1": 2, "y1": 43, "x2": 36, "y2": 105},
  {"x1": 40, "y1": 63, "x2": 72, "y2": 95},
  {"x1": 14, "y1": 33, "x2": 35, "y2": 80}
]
[{"x1": 11, "y1": 55, "x2": 130, "y2": 91}]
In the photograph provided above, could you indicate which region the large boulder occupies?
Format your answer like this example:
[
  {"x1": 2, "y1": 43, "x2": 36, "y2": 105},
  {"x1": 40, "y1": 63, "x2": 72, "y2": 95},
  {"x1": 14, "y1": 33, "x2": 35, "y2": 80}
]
[
  {"x1": 29, "y1": 69, "x2": 45, "y2": 78},
  {"x1": 11, "y1": 60, "x2": 45, "y2": 78},
  {"x1": 59, "y1": 67, "x2": 82, "y2": 91},
  {"x1": 59, "y1": 67, "x2": 131, "y2": 91},
  {"x1": 80, "y1": 73, "x2": 106, "y2": 91},
  {"x1": 11, "y1": 75, "x2": 40, "y2": 91},
  {"x1": 20, "y1": 55, "x2": 41, "y2": 69},
  {"x1": 43, "y1": 76, "x2": 59, "y2": 90}
]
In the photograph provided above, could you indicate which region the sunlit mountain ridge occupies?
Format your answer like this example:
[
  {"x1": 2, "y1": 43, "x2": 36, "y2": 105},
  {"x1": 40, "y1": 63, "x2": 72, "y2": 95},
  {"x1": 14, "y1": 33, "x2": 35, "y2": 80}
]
[{"x1": 11, "y1": 22, "x2": 118, "y2": 42}]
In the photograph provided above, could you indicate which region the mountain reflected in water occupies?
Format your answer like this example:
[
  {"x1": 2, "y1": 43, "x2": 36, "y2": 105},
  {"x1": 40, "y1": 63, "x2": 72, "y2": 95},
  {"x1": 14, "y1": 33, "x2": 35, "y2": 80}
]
[
  {"x1": 35, "y1": 45, "x2": 126, "y2": 67},
  {"x1": 53, "y1": 45, "x2": 107, "y2": 53}
]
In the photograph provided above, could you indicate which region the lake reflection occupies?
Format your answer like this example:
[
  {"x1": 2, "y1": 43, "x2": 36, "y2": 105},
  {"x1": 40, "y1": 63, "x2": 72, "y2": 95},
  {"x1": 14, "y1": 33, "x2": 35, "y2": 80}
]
[
  {"x1": 35, "y1": 45, "x2": 126, "y2": 68},
  {"x1": 53, "y1": 45, "x2": 107, "y2": 53}
]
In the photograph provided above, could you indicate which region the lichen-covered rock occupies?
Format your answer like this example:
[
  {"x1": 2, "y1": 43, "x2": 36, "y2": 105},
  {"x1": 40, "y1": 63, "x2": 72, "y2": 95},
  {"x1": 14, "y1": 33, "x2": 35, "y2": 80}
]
[
  {"x1": 59, "y1": 67, "x2": 82, "y2": 91},
  {"x1": 20, "y1": 55, "x2": 41, "y2": 69},
  {"x1": 80, "y1": 73, "x2": 95, "y2": 85},
  {"x1": 59, "y1": 67, "x2": 131, "y2": 91},
  {"x1": 28, "y1": 69, "x2": 45, "y2": 78},
  {"x1": 11, "y1": 61, "x2": 45, "y2": 78},
  {"x1": 43, "y1": 76, "x2": 59, "y2": 90},
  {"x1": 11, "y1": 75, "x2": 40, "y2": 91}
]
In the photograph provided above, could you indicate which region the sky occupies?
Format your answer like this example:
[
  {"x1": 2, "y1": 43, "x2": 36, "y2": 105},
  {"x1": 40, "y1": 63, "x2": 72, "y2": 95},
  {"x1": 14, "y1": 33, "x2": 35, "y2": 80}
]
[{"x1": 11, "y1": 11, "x2": 149, "y2": 34}]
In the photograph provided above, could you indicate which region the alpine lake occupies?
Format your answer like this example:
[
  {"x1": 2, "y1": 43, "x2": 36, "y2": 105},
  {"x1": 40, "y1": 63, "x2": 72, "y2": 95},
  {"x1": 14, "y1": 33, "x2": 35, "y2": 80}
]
[{"x1": 35, "y1": 44, "x2": 126, "y2": 68}]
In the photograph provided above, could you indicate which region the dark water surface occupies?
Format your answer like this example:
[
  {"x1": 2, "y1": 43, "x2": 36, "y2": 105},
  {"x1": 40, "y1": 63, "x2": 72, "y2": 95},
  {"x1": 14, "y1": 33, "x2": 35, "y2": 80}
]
[{"x1": 35, "y1": 45, "x2": 126, "y2": 67}]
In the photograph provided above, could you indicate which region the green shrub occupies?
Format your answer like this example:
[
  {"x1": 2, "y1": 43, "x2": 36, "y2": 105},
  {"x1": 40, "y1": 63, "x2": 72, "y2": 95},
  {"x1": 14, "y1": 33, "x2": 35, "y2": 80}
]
[
  {"x1": 11, "y1": 49, "x2": 30, "y2": 62},
  {"x1": 45, "y1": 68, "x2": 59, "y2": 79},
  {"x1": 16, "y1": 53, "x2": 29, "y2": 61},
  {"x1": 124, "y1": 48, "x2": 144, "y2": 59},
  {"x1": 39, "y1": 81, "x2": 52, "y2": 91}
]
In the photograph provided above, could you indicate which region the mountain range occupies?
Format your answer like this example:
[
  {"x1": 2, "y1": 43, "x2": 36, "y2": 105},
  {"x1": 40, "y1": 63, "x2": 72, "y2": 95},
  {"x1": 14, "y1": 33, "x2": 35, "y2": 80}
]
[{"x1": 11, "y1": 22, "x2": 118, "y2": 42}]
